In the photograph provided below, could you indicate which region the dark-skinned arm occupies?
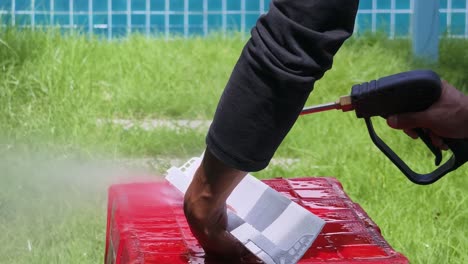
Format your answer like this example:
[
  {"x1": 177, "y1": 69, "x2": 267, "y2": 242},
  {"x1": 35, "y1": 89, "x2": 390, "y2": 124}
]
[{"x1": 184, "y1": 0, "x2": 359, "y2": 259}]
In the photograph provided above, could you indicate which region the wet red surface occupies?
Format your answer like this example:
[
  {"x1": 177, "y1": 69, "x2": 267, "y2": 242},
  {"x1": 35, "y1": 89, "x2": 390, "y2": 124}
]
[{"x1": 105, "y1": 177, "x2": 409, "y2": 264}]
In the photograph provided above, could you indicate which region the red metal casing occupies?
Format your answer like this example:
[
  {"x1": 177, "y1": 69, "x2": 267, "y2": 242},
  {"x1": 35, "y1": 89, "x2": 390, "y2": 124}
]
[{"x1": 105, "y1": 177, "x2": 409, "y2": 264}]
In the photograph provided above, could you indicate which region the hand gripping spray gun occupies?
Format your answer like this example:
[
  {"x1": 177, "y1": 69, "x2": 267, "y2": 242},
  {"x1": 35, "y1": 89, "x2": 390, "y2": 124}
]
[{"x1": 301, "y1": 70, "x2": 468, "y2": 185}]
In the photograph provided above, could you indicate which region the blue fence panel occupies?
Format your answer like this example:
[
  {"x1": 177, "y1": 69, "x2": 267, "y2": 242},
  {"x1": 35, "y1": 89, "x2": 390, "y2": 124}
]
[{"x1": 0, "y1": 0, "x2": 467, "y2": 39}]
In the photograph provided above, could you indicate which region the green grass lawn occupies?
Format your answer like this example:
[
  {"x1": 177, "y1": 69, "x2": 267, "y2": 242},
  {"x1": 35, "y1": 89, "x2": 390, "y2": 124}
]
[{"x1": 0, "y1": 29, "x2": 467, "y2": 263}]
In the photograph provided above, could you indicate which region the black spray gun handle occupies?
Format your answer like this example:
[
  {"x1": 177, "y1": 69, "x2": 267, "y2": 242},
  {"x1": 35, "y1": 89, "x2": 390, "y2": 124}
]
[{"x1": 351, "y1": 70, "x2": 468, "y2": 184}]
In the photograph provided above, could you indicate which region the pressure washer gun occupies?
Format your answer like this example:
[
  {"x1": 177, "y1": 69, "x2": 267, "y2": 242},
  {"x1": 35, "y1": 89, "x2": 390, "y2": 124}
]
[{"x1": 301, "y1": 70, "x2": 468, "y2": 185}]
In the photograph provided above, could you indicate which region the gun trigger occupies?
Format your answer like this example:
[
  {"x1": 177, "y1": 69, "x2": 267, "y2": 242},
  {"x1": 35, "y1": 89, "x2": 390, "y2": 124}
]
[{"x1": 414, "y1": 128, "x2": 442, "y2": 166}]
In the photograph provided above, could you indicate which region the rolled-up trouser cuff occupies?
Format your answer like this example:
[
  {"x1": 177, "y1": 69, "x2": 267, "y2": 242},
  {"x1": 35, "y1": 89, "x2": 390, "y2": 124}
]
[{"x1": 206, "y1": 132, "x2": 269, "y2": 172}]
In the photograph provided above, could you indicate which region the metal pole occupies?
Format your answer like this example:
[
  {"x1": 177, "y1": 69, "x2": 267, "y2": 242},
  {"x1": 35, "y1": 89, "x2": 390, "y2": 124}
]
[
  {"x1": 390, "y1": 0, "x2": 396, "y2": 38},
  {"x1": 31, "y1": 0, "x2": 35, "y2": 29},
  {"x1": 88, "y1": 0, "x2": 93, "y2": 36},
  {"x1": 466, "y1": 0, "x2": 468, "y2": 38},
  {"x1": 221, "y1": 0, "x2": 226, "y2": 36},
  {"x1": 145, "y1": 0, "x2": 150, "y2": 36},
  {"x1": 203, "y1": 0, "x2": 207, "y2": 36},
  {"x1": 50, "y1": 0, "x2": 54, "y2": 25},
  {"x1": 164, "y1": 0, "x2": 169, "y2": 39},
  {"x1": 371, "y1": 0, "x2": 377, "y2": 33},
  {"x1": 412, "y1": 0, "x2": 439, "y2": 62},
  {"x1": 108, "y1": 0, "x2": 112, "y2": 39},
  {"x1": 241, "y1": 0, "x2": 245, "y2": 36},
  {"x1": 69, "y1": 0, "x2": 73, "y2": 30},
  {"x1": 184, "y1": 0, "x2": 189, "y2": 37},
  {"x1": 127, "y1": 0, "x2": 131, "y2": 35},
  {"x1": 12, "y1": 0, "x2": 15, "y2": 26}
]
